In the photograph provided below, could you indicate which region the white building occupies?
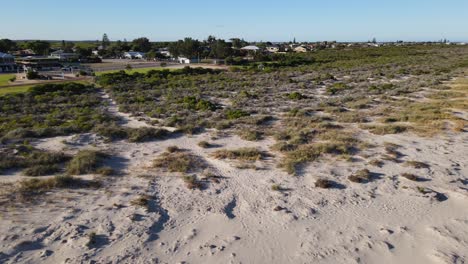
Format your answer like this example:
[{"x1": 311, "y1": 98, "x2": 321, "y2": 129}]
[
  {"x1": 241, "y1": 45, "x2": 261, "y2": 52},
  {"x1": 124, "y1": 51, "x2": 146, "y2": 59},
  {"x1": 177, "y1": 57, "x2": 200, "y2": 64}
]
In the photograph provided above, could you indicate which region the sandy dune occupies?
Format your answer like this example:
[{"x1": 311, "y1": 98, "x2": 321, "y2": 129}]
[{"x1": 0, "y1": 78, "x2": 467, "y2": 264}]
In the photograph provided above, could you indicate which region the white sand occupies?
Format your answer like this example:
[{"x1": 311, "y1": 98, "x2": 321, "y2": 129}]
[{"x1": 0, "y1": 128, "x2": 467, "y2": 264}]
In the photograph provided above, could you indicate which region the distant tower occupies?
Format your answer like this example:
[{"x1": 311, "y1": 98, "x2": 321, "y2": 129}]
[{"x1": 293, "y1": 37, "x2": 296, "y2": 44}]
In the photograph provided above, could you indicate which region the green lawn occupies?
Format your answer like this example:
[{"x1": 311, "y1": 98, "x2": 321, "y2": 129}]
[
  {"x1": 0, "y1": 74, "x2": 16, "y2": 86},
  {"x1": 0, "y1": 85, "x2": 33, "y2": 95}
]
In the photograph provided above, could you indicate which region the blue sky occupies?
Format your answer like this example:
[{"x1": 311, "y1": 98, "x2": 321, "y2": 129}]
[{"x1": 2, "y1": 0, "x2": 467, "y2": 42}]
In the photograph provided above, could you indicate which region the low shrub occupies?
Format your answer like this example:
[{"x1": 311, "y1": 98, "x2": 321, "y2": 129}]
[
  {"x1": 66, "y1": 150, "x2": 106, "y2": 175},
  {"x1": 401, "y1": 173, "x2": 419, "y2": 181},
  {"x1": 212, "y1": 148, "x2": 267, "y2": 161},
  {"x1": 198, "y1": 141, "x2": 211, "y2": 148},
  {"x1": 238, "y1": 130, "x2": 264, "y2": 141},
  {"x1": 153, "y1": 150, "x2": 206, "y2": 173},
  {"x1": 182, "y1": 175, "x2": 202, "y2": 189},
  {"x1": 130, "y1": 194, "x2": 151, "y2": 209},
  {"x1": 17, "y1": 175, "x2": 101, "y2": 196},
  {"x1": 315, "y1": 178, "x2": 333, "y2": 189},
  {"x1": 23, "y1": 164, "x2": 60, "y2": 176},
  {"x1": 225, "y1": 109, "x2": 250, "y2": 120},
  {"x1": 348, "y1": 169, "x2": 371, "y2": 183},
  {"x1": 127, "y1": 127, "x2": 170, "y2": 142},
  {"x1": 404, "y1": 160, "x2": 429, "y2": 169}
]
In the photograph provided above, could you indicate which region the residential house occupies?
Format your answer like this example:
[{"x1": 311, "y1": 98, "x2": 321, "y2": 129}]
[
  {"x1": 124, "y1": 51, "x2": 146, "y2": 59},
  {"x1": 241, "y1": 45, "x2": 261, "y2": 52},
  {"x1": 293, "y1": 46, "x2": 310, "y2": 53}
]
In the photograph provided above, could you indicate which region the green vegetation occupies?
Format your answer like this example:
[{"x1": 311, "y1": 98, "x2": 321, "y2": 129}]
[
  {"x1": 0, "y1": 83, "x2": 115, "y2": 140},
  {"x1": 66, "y1": 150, "x2": 107, "y2": 175},
  {"x1": 0, "y1": 85, "x2": 34, "y2": 95},
  {"x1": 17, "y1": 175, "x2": 101, "y2": 196},
  {"x1": 0, "y1": 74, "x2": 16, "y2": 86},
  {"x1": 0, "y1": 144, "x2": 69, "y2": 176},
  {"x1": 153, "y1": 150, "x2": 206, "y2": 173},
  {"x1": 212, "y1": 148, "x2": 267, "y2": 161}
]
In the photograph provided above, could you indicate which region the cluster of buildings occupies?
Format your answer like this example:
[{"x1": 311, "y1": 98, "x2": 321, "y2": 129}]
[{"x1": 0, "y1": 52, "x2": 15, "y2": 73}]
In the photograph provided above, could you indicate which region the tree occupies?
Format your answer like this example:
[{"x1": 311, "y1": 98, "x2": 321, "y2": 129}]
[
  {"x1": 61, "y1": 40, "x2": 75, "y2": 52},
  {"x1": 0, "y1": 39, "x2": 17, "y2": 53},
  {"x1": 168, "y1": 38, "x2": 201, "y2": 58},
  {"x1": 102, "y1": 33, "x2": 110, "y2": 49},
  {"x1": 132, "y1": 37, "x2": 151, "y2": 52},
  {"x1": 27, "y1": 40, "x2": 51, "y2": 55},
  {"x1": 230, "y1": 38, "x2": 248, "y2": 49},
  {"x1": 75, "y1": 46, "x2": 92, "y2": 57},
  {"x1": 209, "y1": 39, "x2": 232, "y2": 59},
  {"x1": 206, "y1": 35, "x2": 217, "y2": 45}
]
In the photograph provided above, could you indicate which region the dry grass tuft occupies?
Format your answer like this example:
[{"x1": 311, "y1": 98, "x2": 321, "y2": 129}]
[
  {"x1": 348, "y1": 169, "x2": 371, "y2": 183},
  {"x1": 182, "y1": 175, "x2": 202, "y2": 189},
  {"x1": 130, "y1": 194, "x2": 151, "y2": 209},
  {"x1": 17, "y1": 175, "x2": 101, "y2": 197},
  {"x1": 315, "y1": 178, "x2": 333, "y2": 189},
  {"x1": 404, "y1": 160, "x2": 430, "y2": 169},
  {"x1": 66, "y1": 150, "x2": 107, "y2": 175},
  {"x1": 401, "y1": 173, "x2": 419, "y2": 181},
  {"x1": 212, "y1": 148, "x2": 268, "y2": 161},
  {"x1": 153, "y1": 150, "x2": 206, "y2": 173}
]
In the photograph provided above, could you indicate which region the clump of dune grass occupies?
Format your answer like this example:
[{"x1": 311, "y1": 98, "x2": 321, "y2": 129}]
[
  {"x1": 182, "y1": 175, "x2": 202, "y2": 189},
  {"x1": 0, "y1": 147, "x2": 69, "y2": 176},
  {"x1": 166, "y1": 145, "x2": 181, "y2": 153},
  {"x1": 271, "y1": 184, "x2": 281, "y2": 191},
  {"x1": 362, "y1": 124, "x2": 409, "y2": 135},
  {"x1": 279, "y1": 142, "x2": 355, "y2": 175},
  {"x1": 315, "y1": 178, "x2": 333, "y2": 189},
  {"x1": 86, "y1": 232, "x2": 98, "y2": 248},
  {"x1": 368, "y1": 159, "x2": 384, "y2": 167},
  {"x1": 348, "y1": 169, "x2": 371, "y2": 183},
  {"x1": 96, "y1": 166, "x2": 114, "y2": 176},
  {"x1": 197, "y1": 141, "x2": 212, "y2": 148},
  {"x1": 130, "y1": 194, "x2": 151, "y2": 209},
  {"x1": 153, "y1": 150, "x2": 206, "y2": 173},
  {"x1": 404, "y1": 160, "x2": 430, "y2": 169},
  {"x1": 380, "y1": 142, "x2": 402, "y2": 161},
  {"x1": 238, "y1": 129, "x2": 264, "y2": 141},
  {"x1": 23, "y1": 164, "x2": 61, "y2": 176},
  {"x1": 127, "y1": 127, "x2": 170, "y2": 142},
  {"x1": 212, "y1": 148, "x2": 267, "y2": 161},
  {"x1": 17, "y1": 175, "x2": 101, "y2": 196},
  {"x1": 66, "y1": 150, "x2": 107, "y2": 175},
  {"x1": 401, "y1": 173, "x2": 419, "y2": 181}
]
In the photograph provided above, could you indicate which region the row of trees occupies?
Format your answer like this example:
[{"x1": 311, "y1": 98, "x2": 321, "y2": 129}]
[
  {"x1": 168, "y1": 36, "x2": 249, "y2": 59},
  {"x1": 96, "y1": 34, "x2": 250, "y2": 60},
  {"x1": 0, "y1": 39, "x2": 51, "y2": 55},
  {"x1": 1, "y1": 34, "x2": 251, "y2": 60}
]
